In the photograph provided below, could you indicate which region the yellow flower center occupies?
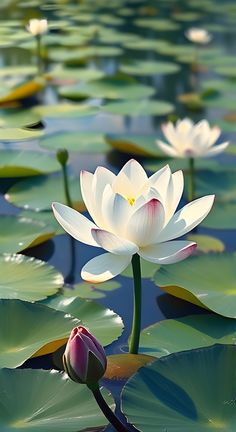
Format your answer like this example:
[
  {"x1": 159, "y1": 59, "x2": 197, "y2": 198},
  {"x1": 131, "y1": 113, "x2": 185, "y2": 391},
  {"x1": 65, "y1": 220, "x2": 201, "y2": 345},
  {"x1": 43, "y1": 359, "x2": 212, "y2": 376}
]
[{"x1": 127, "y1": 197, "x2": 135, "y2": 206}]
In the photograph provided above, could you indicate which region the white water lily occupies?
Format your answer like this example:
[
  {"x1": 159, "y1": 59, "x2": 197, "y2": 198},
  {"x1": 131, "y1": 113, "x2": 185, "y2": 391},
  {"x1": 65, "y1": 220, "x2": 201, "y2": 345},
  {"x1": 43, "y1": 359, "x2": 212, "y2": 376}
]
[
  {"x1": 157, "y1": 118, "x2": 229, "y2": 158},
  {"x1": 52, "y1": 160, "x2": 214, "y2": 283},
  {"x1": 185, "y1": 28, "x2": 212, "y2": 44},
  {"x1": 27, "y1": 19, "x2": 48, "y2": 36}
]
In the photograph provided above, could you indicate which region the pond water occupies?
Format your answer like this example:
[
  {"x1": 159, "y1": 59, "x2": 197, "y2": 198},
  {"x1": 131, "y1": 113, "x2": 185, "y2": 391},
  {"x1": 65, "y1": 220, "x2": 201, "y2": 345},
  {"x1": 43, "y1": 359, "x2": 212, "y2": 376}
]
[{"x1": 1, "y1": 0, "x2": 236, "y2": 431}]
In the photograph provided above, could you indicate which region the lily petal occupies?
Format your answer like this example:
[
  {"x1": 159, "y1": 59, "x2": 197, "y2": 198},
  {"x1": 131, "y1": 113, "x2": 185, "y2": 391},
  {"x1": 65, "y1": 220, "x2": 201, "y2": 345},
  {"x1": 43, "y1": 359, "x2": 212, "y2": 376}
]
[
  {"x1": 112, "y1": 159, "x2": 148, "y2": 197},
  {"x1": 52, "y1": 202, "x2": 99, "y2": 247},
  {"x1": 81, "y1": 253, "x2": 131, "y2": 282},
  {"x1": 156, "y1": 140, "x2": 179, "y2": 157},
  {"x1": 127, "y1": 198, "x2": 165, "y2": 246},
  {"x1": 157, "y1": 195, "x2": 215, "y2": 242},
  {"x1": 205, "y1": 141, "x2": 229, "y2": 157},
  {"x1": 139, "y1": 240, "x2": 196, "y2": 264},
  {"x1": 91, "y1": 229, "x2": 138, "y2": 255},
  {"x1": 101, "y1": 185, "x2": 132, "y2": 235}
]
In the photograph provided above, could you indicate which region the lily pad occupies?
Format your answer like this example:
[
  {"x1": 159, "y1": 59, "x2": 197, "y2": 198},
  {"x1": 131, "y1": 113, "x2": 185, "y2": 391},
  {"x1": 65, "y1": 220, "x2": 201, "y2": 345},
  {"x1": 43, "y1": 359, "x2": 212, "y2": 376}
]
[
  {"x1": 63, "y1": 281, "x2": 121, "y2": 299},
  {"x1": 0, "y1": 65, "x2": 37, "y2": 77},
  {"x1": 154, "y1": 253, "x2": 236, "y2": 318},
  {"x1": 59, "y1": 76, "x2": 155, "y2": 100},
  {"x1": 120, "y1": 60, "x2": 180, "y2": 76},
  {"x1": 101, "y1": 100, "x2": 174, "y2": 116},
  {"x1": 0, "y1": 253, "x2": 63, "y2": 301},
  {"x1": 214, "y1": 65, "x2": 236, "y2": 78},
  {"x1": 134, "y1": 18, "x2": 180, "y2": 31},
  {"x1": 19, "y1": 209, "x2": 64, "y2": 235},
  {"x1": 0, "y1": 109, "x2": 41, "y2": 128},
  {"x1": 0, "y1": 215, "x2": 55, "y2": 253},
  {"x1": 0, "y1": 300, "x2": 79, "y2": 368},
  {"x1": 41, "y1": 294, "x2": 124, "y2": 346},
  {"x1": 139, "y1": 314, "x2": 235, "y2": 358},
  {"x1": 0, "y1": 128, "x2": 43, "y2": 141},
  {"x1": 186, "y1": 234, "x2": 225, "y2": 253},
  {"x1": 49, "y1": 66, "x2": 105, "y2": 82},
  {"x1": 122, "y1": 344, "x2": 236, "y2": 432},
  {"x1": 32, "y1": 103, "x2": 98, "y2": 118},
  {"x1": 6, "y1": 175, "x2": 84, "y2": 211},
  {"x1": 196, "y1": 171, "x2": 236, "y2": 202},
  {"x1": 0, "y1": 150, "x2": 59, "y2": 177},
  {"x1": 0, "y1": 78, "x2": 45, "y2": 104},
  {"x1": 144, "y1": 157, "x2": 222, "y2": 174},
  {"x1": 106, "y1": 134, "x2": 163, "y2": 156},
  {"x1": 0, "y1": 368, "x2": 114, "y2": 431},
  {"x1": 39, "y1": 131, "x2": 109, "y2": 153}
]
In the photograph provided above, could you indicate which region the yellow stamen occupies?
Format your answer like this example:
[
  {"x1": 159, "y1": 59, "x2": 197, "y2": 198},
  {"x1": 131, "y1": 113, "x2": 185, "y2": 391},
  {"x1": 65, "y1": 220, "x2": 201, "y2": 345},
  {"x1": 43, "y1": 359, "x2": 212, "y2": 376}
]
[{"x1": 127, "y1": 197, "x2": 135, "y2": 206}]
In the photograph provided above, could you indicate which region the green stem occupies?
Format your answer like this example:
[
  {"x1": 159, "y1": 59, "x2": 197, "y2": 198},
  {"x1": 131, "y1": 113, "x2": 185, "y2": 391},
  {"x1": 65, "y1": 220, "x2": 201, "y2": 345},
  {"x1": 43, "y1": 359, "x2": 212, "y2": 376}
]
[
  {"x1": 129, "y1": 253, "x2": 142, "y2": 355},
  {"x1": 188, "y1": 157, "x2": 195, "y2": 202},
  {"x1": 89, "y1": 384, "x2": 129, "y2": 432},
  {"x1": 36, "y1": 34, "x2": 42, "y2": 75},
  {"x1": 62, "y1": 163, "x2": 73, "y2": 208}
]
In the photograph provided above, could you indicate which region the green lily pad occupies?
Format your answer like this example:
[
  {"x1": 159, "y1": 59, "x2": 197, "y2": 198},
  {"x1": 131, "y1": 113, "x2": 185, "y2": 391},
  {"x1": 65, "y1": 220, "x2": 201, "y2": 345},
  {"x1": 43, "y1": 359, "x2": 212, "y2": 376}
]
[
  {"x1": 19, "y1": 209, "x2": 64, "y2": 235},
  {"x1": 214, "y1": 65, "x2": 236, "y2": 78},
  {"x1": 123, "y1": 38, "x2": 170, "y2": 52},
  {"x1": 32, "y1": 103, "x2": 98, "y2": 118},
  {"x1": 0, "y1": 128, "x2": 43, "y2": 141},
  {"x1": 101, "y1": 100, "x2": 174, "y2": 116},
  {"x1": 0, "y1": 215, "x2": 55, "y2": 253},
  {"x1": 49, "y1": 66, "x2": 105, "y2": 82},
  {"x1": 144, "y1": 157, "x2": 222, "y2": 174},
  {"x1": 203, "y1": 96, "x2": 236, "y2": 111},
  {"x1": 154, "y1": 253, "x2": 236, "y2": 318},
  {"x1": 196, "y1": 171, "x2": 236, "y2": 202},
  {"x1": 201, "y1": 202, "x2": 236, "y2": 229},
  {"x1": 39, "y1": 131, "x2": 109, "y2": 153},
  {"x1": 50, "y1": 46, "x2": 123, "y2": 63},
  {"x1": 122, "y1": 344, "x2": 236, "y2": 432},
  {"x1": 59, "y1": 77, "x2": 155, "y2": 100},
  {"x1": 186, "y1": 234, "x2": 225, "y2": 253},
  {"x1": 0, "y1": 300, "x2": 79, "y2": 368},
  {"x1": 139, "y1": 314, "x2": 235, "y2": 358},
  {"x1": 0, "y1": 65, "x2": 37, "y2": 77},
  {"x1": 122, "y1": 259, "x2": 159, "y2": 279},
  {"x1": 41, "y1": 294, "x2": 124, "y2": 346},
  {"x1": 63, "y1": 281, "x2": 121, "y2": 299},
  {"x1": 0, "y1": 110, "x2": 41, "y2": 128},
  {"x1": 120, "y1": 60, "x2": 180, "y2": 76},
  {"x1": 0, "y1": 150, "x2": 59, "y2": 177},
  {"x1": 6, "y1": 175, "x2": 84, "y2": 211},
  {"x1": 172, "y1": 12, "x2": 202, "y2": 21},
  {"x1": 0, "y1": 368, "x2": 114, "y2": 431},
  {"x1": 0, "y1": 253, "x2": 63, "y2": 301},
  {"x1": 134, "y1": 18, "x2": 180, "y2": 31},
  {"x1": 106, "y1": 134, "x2": 163, "y2": 156}
]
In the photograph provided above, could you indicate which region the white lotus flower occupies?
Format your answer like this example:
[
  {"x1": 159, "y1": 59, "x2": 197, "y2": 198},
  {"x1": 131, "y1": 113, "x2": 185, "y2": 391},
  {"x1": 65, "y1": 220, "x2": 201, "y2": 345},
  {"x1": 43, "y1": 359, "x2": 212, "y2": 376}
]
[
  {"x1": 157, "y1": 118, "x2": 229, "y2": 159},
  {"x1": 27, "y1": 19, "x2": 48, "y2": 36},
  {"x1": 52, "y1": 160, "x2": 214, "y2": 283},
  {"x1": 185, "y1": 27, "x2": 212, "y2": 44}
]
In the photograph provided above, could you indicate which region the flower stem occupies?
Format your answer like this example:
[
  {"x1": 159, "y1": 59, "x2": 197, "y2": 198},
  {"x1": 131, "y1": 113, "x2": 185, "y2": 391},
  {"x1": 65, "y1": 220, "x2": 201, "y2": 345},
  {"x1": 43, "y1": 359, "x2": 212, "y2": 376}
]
[
  {"x1": 188, "y1": 157, "x2": 195, "y2": 202},
  {"x1": 62, "y1": 163, "x2": 73, "y2": 208},
  {"x1": 89, "y1": 384, "x2": 129, "y2": 432},
  {"x1": 129, "y1": 253, "x2": 142, "y2": 355},
  {"x1": 36, "y1": 34, "x2": 42, "y2": 75}
]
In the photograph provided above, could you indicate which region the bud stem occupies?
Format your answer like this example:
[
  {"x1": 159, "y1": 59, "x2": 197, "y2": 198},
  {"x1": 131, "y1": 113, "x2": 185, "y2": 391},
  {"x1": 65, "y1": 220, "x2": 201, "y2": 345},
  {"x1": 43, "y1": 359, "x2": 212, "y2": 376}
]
[
  {"x1": 129, "y1": 253, "x2": 142, "y2": 354},
  {"x1": 36, "y1": 34, "x2": 43, "y2": 75},
  {"x1": 188, "y1": 157, "x2": 195, "y2": 202},
  {"x1": 89, "y1": 384, "x2": 129, "y2": 432},
  {"x1": 61, "y1": 162, "x2": 73, "y2": 208}
]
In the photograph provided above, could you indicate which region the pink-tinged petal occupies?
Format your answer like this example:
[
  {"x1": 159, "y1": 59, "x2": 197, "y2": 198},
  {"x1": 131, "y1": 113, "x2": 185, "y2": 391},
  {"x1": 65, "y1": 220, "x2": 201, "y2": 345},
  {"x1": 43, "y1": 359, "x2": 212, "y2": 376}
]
[
  {"x1": 65, "y1": 331, "x2": 89, "y2": 382},
  {"x1": 139, "y1": 240, "x2": 197, "y2": 264},
  {"x1": 91, "y1": 229, "x2": 138, "y2": 255},
  {"x1": 148, "y1": 165, "x2": 172, "y2": 208},
  {"x1": 157, "y1": 195, "x2": 215, "y2": 243},
  {"x1": 52, "y1": 202, "x2": 99, "y2": 247},
  {"x1": 164, "y1": 170, "x2": 184, "y2": 225},
  {"x1": 156, "y1": 140, "x2": 180, "y2": 157},
  {"x1": 205, "y1": 141, "x2": 229, "y2": 157},
  {"x1": 81, "y1": 253, "x2": 132, "y2": 282},
  {"x1": 101, "y1": 185, "x2": 132, "y2": 235},
  {"x1": 112, "y1": 159, "x2": 148, "y2": 197},
  {"x1": 126, "y1": 198, "x2": 165, "y2": 247}
]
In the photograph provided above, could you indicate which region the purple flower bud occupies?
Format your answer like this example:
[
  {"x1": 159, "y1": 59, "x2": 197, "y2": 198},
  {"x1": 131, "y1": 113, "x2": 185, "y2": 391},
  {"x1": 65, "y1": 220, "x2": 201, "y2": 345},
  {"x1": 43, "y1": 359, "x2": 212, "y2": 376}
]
[{"x1": 63, "y1": 326, "x2": 107, "y2": 385}]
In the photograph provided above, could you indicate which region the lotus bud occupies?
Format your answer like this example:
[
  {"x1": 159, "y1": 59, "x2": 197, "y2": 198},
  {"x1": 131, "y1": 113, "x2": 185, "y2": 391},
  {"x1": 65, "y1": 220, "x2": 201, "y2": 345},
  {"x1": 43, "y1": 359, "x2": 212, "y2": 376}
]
[
  {"x1": 185, "y1": 27, "x2": 212, "y2": 44},
  {"x1": 57, "y1": 148, "x2": 69, "y2": 167},
  {"x1": 27, "y1": 18, "x2": 48, "y2": 36},
  {"x1": 63, "y1": 326, "x2": 107, "y2": 385}
]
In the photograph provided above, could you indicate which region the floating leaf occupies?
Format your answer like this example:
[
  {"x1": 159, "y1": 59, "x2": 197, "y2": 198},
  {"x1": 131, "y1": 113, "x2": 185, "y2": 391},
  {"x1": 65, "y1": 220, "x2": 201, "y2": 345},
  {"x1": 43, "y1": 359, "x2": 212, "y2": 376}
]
[
  {"x1": 19, "y1": 209, "x2": 64, "y2": 235},
  {"x1": 139, "y1": 314, "x2": 235, "y2": 357},
  {"x1": 186, "y1": 234, "x2": 225, "y2": 253},
  {"x1": 134, "y1": 18, "x2": 180, "y2": 31},
  {"x1": 154, "y1": 253, "x2": 236, "y2": 318},
  {"x1": 41, "y1": 294, "x2": 124, "y2": 347},
  {"x1": 0, "y1": 300, "x2": 79, "y2": 368},
  {"x1": 144, "y1": 157, "x2": 221, "y2": 173},
  {"x1": 63, "y1": 281, "x2": 121, "y2": 299},
  {"x1": 0, "y1": 65, "x2": 37, "y2": 77},
  {"x1": 201, "y1": 202, "x2": 236, "y2": 229},
  {"x1": 0, "y1": 253, "x2": 63, "y2": 301},
  {"x1": 0, "y1": 109, "x2": 41, "y2": 128},
  {"x1": 0, "y1": 78, "x2": 45, "y2": 104},
  {"x1": 40, "y1": 131, "x2": 109, "y2": 153},
  {"x1": 0, "y1": 215, "x2": 54, "y2": 253},
  {"x1": 101, "y1": 100, "x2": 174, "y2": 116},
  {"x1": 0, "y1": 150, "x2": 59, "y2": 177},
  {"x1": 59, "y1": 76, "x2": 155, "y2": 100},
  {"x1": 122, "y1": 345, "x2": 236, "y2": 432},
  {"x1": 6, "y1": 175, "x2": 84, "y2": 211},
  {"x1": 49, "y1": 66, "x2": 105, "y2": 82},
  {"x1": 196, "y1": 171, "x2": 236, "y2": 202},
  {"x1": 120, "y1": 60, "x2": 180, "y2": 76},
  {"x1": 106, "y1": 134, "x2": 163, "y2": 156},
  {"x1": 0, "y1": 128, "x2": 43, "y2": 140},
  {"x1": 32, "y1": 103, "x2": 98, "y2": 118},
  {"x1": 0, "y1": 368, "x2": 114, "y2": 431}
]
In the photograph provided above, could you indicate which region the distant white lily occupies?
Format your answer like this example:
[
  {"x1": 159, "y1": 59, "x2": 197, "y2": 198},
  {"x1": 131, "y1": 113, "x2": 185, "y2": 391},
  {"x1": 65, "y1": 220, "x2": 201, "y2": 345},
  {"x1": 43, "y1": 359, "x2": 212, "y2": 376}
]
[
  {"x1": 52, "y1": 160, "x2": 214, "y2": 283},
  {"x1": 185, "y1": 27, "x2": 212, "y2": 44},
  {"x1": 157, "y1": 118, "x2": 229, "y2": 159},
  {"x1": 27, "y1": 18, "x2": 48, "y2": 36}
]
